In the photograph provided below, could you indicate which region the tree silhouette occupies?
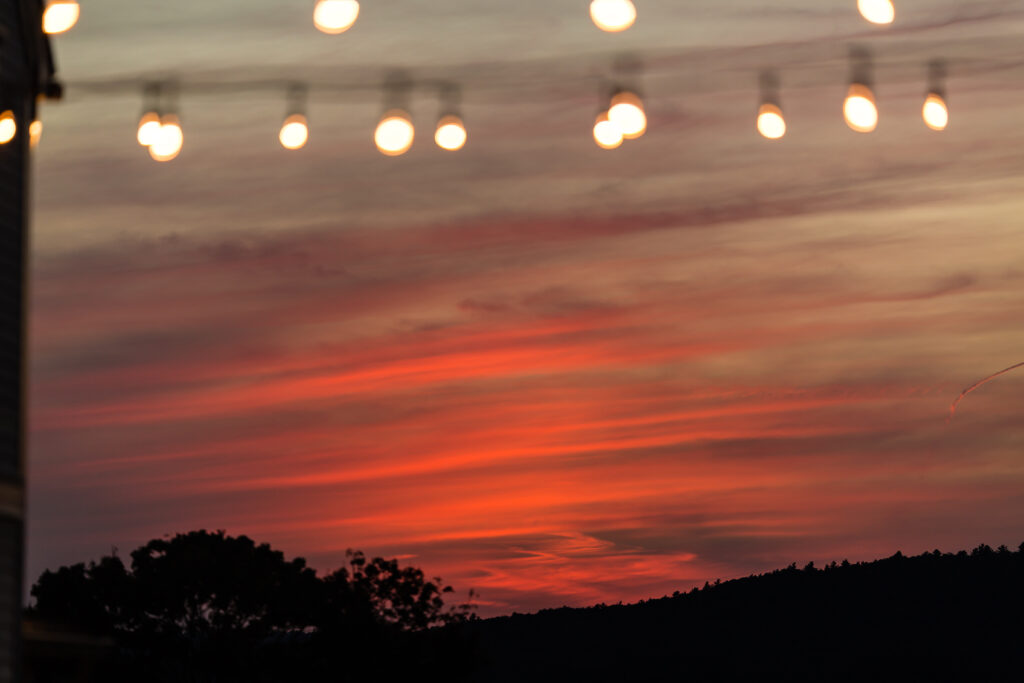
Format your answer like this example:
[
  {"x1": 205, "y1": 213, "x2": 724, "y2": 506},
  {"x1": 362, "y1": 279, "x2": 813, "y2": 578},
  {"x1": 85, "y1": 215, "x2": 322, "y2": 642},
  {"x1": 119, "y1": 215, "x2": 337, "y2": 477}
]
[
  {"x1": 27, "y1": 530, "x2": 476, "y2": 682},
  {"x1": 322, "y1": 550, "x2": 476, "y2": 631},
  {"x1": 127, "y1": 530, "x2": 319, "y2": 639}
]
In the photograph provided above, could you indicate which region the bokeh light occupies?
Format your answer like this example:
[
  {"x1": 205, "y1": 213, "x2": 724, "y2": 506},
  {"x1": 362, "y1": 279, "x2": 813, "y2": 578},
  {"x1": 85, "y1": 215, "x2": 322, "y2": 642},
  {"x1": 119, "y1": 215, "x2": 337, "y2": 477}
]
[
  {"x1": 29, "y1": 120, "x2": 43, "y2": 148},
  {"x1": 757, "y1": 103, "x2": 786, "y2": 140},
  {"x1": 844, "y1": 84, "x2": 878, "y2": 133},
  {"x1": 42, "y1": 0, "x2": 80, "y2": 35},
  {"x1": 313, "y1": 0, "x2": 360, "y2": 34},
  {"x1": 590, "y1": 0, "x2": 637, "y2": 32},
  {"x1": 0, "y1": 111, "x2": 16, "y2": 145},
  {"x1": 279, "y1": 114, "x2": 310, "y2": 150},
  {"x1": 593, "y1": 111, "x2": 623, "y2": 149},
  {"x1": 608, "y1": 91, "x2": 646, "y2": 139},
  {"x1": 150, "y1": 115, "x2": 184, "y2": 162},
  {"x1": 435, "y1": 115, "x2": 467, "y2": 151},
  {"x1": 857, "y1": 0, "x2": 894, "y2": 25},
  {"x1": 922, "y1": 93, "x2": 949, "y2": 131},
  {"x1": 375, "y1": 110, "x2": 415, "y2": 156},
  {"x1": 137, "y1": 111, "x2": 162, "y2": 147}
]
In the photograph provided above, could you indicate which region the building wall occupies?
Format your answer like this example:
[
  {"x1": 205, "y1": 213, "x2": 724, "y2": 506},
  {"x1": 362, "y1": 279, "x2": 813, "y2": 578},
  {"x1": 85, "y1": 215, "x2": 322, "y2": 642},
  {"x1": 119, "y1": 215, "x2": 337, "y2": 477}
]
[{"x1": 0, "y1": 1, "x2": 36, "y2": 681}]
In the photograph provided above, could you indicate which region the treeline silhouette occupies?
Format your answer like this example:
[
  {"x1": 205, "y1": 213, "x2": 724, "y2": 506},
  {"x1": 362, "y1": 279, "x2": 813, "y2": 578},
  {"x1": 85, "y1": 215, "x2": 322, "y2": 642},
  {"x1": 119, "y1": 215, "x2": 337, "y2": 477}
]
[
  {"x1": 25, "y1": 530, "x2": 476, "y2": 682},
  {"x1": 458, "y1": 542, "x2": 1024, "y2": 682},
  {"x1": 26, "y1": 534, "x2": 1024, "y2": 682}
]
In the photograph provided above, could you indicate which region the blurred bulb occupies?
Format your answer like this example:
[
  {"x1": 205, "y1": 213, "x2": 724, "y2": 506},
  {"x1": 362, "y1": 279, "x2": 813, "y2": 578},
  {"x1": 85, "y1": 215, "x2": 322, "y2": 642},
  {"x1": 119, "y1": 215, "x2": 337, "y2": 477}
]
[
  {"x1": 375, "y1": 110, "x2": 415, "y2": 156},
  {"x1": 0, "y1": 111, "x2": 16, "y2": 145},
  {"x1": 757, "y1": 103, "x2": 786, "y2": 140},
  {"x1": 29, "y1": 120, "x2": 43, "y2": 148},
  {"x1": 922, "y1": 93, "x2": 948, "y2": 131},
  {"x1": 858, "y1": 0, "x2": 894, "y2": 24},
  {"x1": 590, "y1": 0, "x2": 636, "y2": 32},
  {"x1": 844, "y1": 84, "x2": 878, "y2": 133},
  {"x1": 150, "y1": 115, "x2": 184, "y2": 162},
  {"x1": 279, "y1": 114, "x2": 309, "y2": 150},
  {"x1": 593, "y1": 111, "x2": 623, "y2": 149},
  {"x1": 608, "y1": 91, "x2": 646, "y2": 139},
  {"x1": 314, "y1": 0, "x2": 360, "y2": 34},
  {"x1": 43, "y1": 0, "x2": 80, "y2": 34},
  {"x1": 137, "y1": 111, "x2": 161, "y2": 146},
  {"x1": 435, "y1": 115, "x2": 467, "y2": 151}
]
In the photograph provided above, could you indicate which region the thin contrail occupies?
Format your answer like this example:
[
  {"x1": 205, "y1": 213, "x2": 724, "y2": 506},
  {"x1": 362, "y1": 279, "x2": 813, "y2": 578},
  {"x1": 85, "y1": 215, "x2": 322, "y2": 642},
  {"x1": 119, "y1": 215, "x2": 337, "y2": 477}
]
[{"x1": 948, "y1": 361, "x2": 1024, "y2": 421}]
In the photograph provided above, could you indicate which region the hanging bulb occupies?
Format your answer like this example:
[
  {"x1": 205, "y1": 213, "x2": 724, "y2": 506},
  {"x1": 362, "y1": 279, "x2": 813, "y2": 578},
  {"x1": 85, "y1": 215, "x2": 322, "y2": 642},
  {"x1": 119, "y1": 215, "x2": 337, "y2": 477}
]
[
  {"x1": 843, "y1": 83, "x2": 878, "y2": 133},
  {"x1": 435, "y1": 115, "x2": 467, "y2": 151},
  {"x1": 0, "y1": 111, "x2": 17, "y2": 145},
  {"x1": 593, "y1": 111, "x2": 623, "y2": 149},
  {"x1": 757, "y1": 103, "x2": 786, "y2": 140},
  {"x1": 590, "y1": 0, "x2": 636, "y2": 32},
  {"x1": 857, "y1": 0, "x2": 894, "y2": 25},
  {"x1": 43, "y1": 0, "x2": 80, "y2": 34},
  {"x1": 150, "y1": 114, "x2": 184, "y2": 162},
  {"x1": 279, "y1": 114, "x2": 310, "y2": 150},
  {"x1": 608, "y1": 91, "x2": 646, "y2": 139},
  {"x1": 29, "y1": 120, "x2": 43, "y2": 148},
  {"x1": 314, "y1": 0, "x2": 360, "y2": 34},
  {"x1": 922, "y1": 93, "x2": 948, "y2": 131},
  {"x1": 375, "y1": 110, "x2": 415, "y2": 156},
  {"x1": 0, "y1": 111, "x2": 15, "y2": 145},
  {"x1": 137, "y1": 111, "x2": 162, "y2": 146}
]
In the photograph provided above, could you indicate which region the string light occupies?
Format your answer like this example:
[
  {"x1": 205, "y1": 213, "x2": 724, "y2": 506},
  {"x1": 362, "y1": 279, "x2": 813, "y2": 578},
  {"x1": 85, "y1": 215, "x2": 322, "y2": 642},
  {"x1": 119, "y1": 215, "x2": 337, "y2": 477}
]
[
  {"x1": 922, "y1": 93, "x2": 948, "y2": 131},
  {"x1": 280, "y1": 114, "x2": 310, "y2": 150},
  {"x1": 844, "y1": 83, "x2": 878, "y2": 133},
  {"x1": 150, "y1": 114, "x2": 184, "y2": 162},
  {"x1": 53, "y1": 58, "x2": 967, "y2": 159},
  {"x1": 593, "y1": 111, "x2": 623, "y2": 149},
  {"x1": 0, "y1": 111, "x2": 15, "y2": 145},
  {"x1": 923, "y1": 61, "x2": 949, "y2": 132},
  {"x1": 137, "y1": 111, "x2": 161, "y2": 146},
  {"x1": 590, "y1": 0, "x2": 636, "y2": 32},
  {"x1": 29, "y1": 120, "x2": 43, "y2": 148},
  {"x1": 375, "y1": 110, "x2": 415, "y2": 156},
  {"x1": 314, "y1": 0, "x2": 360, "y2": 34},
  {"x1": 42, "y1": 0, "x2": 80, "y2": 35},
  {"x1": 857, "y1": 0, "x2": 894, "y2": 24},
  {"x1": 608, "y1": 90, "x2": 646, "y2": 139},
  {"x1": 757, "y1": 103, "x2": 786, "y2": 140},
  {"x1": 435, "y1": 115, "x2": 467, "y2": 151},
  {"x1": 278, "y1": 85, "x2": 310, "y2": 150}
]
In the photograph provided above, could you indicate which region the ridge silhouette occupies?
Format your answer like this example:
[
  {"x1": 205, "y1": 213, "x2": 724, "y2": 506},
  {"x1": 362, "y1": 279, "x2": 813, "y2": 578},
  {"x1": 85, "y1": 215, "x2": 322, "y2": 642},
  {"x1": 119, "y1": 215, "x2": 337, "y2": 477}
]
[
  {"x1": 459, "y1": 542, "x2": 1024, "y2": 682},
  {"x1": 24, "y1": 533, "x2": 1024, "y2": 682}
]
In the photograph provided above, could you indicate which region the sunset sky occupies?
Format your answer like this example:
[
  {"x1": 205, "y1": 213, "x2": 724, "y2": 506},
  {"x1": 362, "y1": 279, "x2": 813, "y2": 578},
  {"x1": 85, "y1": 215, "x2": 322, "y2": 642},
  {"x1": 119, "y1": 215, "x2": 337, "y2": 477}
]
[{"x1": 27, "y1": 0, "x2": 1024, "y2": 615}]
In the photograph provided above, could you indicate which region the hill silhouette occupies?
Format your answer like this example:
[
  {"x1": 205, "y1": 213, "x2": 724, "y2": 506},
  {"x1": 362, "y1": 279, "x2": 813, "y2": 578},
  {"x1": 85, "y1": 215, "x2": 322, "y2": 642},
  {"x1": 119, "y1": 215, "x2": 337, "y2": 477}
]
[
  {"x1": 458, "y1": 543, "x2": 1024, "y2": 682},
  {"x1": 25, "y1": 536, "x2": 1024, "y2": 681}
]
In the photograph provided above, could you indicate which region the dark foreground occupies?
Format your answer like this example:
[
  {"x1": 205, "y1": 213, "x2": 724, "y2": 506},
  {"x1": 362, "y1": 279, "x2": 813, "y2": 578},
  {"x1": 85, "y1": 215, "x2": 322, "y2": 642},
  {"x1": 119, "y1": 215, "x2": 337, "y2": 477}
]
[
  {"x1": 459, "y1": 543, "x2": 1024, "y2": 682},
  {"x1": 26, "y1": 540, "x2": 1024, "y2": 682}
]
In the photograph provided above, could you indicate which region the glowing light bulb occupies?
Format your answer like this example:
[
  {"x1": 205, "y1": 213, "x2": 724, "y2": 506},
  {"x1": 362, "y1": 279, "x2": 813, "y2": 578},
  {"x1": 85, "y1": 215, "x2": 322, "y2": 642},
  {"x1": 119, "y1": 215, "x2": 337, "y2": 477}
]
[
  {"x1": 434, "y1": 115, "x2": 467, "y2": 151},
  {"x1": 608, "y1": 91, "x2": 646, "y2": 139},
  {"x1": 150, "y1": 115, "x2": 184, "y2": 162},
  {"x1": 0, "y1": 111, "x2": 16, "y2": 145},
  {"x1": 375, "y1": 110, "x2": 415, "y2": 156},
  {"x1": 279, "y1": 114, "x2": 309, "y2": 150},
  {"x1": 137, "y1": 111, "x2": 161, "y2": 147},
  {"x1": 757, "y1": 103, "x2": 786, "y2": 140},
  {"x1": 922, "y1": 93, "x2": 948, "y2": 131},
  {"x1": 844, "y1": 84, "x2": 878, "y2": 133},
  {"x1": 593, "y1": 111, "x2": 623, "y2": 149},
  {"x1": 314, "y1": 0, "x2": 360, "y2": 34},
  {"x1": 590, "y1": 0, "x2": 636, "y2": 32},
  {"x1": 29, "y1": 120, "x2": 43, "y2": 148},
  {"x1": 858, "y1": 0, "x2": 894, "y2": 25},
  {"x1": 43, "y1": 0, "x2": 80, "y2": 34}
]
